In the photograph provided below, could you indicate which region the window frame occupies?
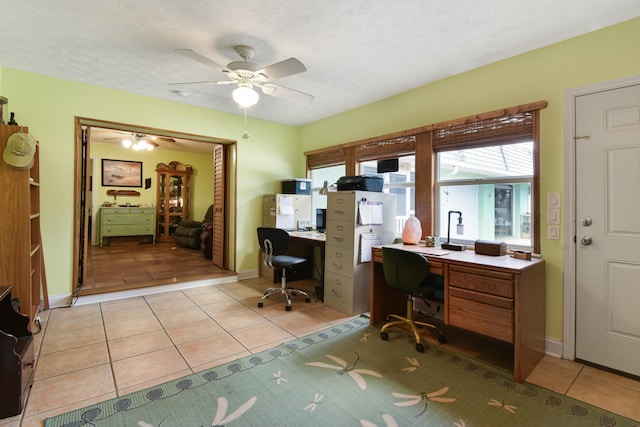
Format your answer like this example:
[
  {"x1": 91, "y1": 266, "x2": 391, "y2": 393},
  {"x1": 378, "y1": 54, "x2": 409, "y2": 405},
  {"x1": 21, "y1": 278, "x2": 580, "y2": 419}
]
[{"x1": 304, "y1": 101, "x2": 545, "y2": 254}]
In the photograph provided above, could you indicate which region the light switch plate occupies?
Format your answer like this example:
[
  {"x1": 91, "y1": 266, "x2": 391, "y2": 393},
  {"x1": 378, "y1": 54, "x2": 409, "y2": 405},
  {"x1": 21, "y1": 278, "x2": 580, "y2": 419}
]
[
  {"x1": 548, "y1": 208, "x2": 560, "y2": 225},
  {"x1": 548, "y1": 192, "x2": 560, "y2": 208},
  {"x1": 548, "y1": 224, "x2": 560, "y2": 240}
]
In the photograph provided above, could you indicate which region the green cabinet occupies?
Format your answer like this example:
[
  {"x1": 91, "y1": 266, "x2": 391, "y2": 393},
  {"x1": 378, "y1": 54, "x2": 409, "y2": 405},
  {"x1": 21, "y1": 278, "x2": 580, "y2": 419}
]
[{"x1": 99, "y1": 207, "x2": 156, "y2": 247}]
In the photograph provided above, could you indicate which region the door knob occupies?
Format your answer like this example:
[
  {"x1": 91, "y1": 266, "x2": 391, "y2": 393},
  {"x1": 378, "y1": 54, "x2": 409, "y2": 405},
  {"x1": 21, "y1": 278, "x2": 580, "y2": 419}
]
[
  {"x1": 580, "y1": 236, "x2": 593, "y2": 245},
  {"x1": 581, "y1": 217, "x2": 592, "y2": 226}
]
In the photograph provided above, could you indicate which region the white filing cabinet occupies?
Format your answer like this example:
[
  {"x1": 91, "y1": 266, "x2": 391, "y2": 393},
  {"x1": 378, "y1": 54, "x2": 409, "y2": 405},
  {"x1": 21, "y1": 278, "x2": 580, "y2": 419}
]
[{"x1": 324, "y1": 191, "x2": 396, "y2": 315}]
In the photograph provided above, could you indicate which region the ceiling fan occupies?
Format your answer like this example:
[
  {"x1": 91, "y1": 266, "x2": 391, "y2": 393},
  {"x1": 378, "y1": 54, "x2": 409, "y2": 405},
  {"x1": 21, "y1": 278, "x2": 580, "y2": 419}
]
[
  {"x1": 101, "y1": 132, "x2": 176, "y2": 151},
  {"x1": 170, "y1": 45, "x2": 314, "y2": 107}
]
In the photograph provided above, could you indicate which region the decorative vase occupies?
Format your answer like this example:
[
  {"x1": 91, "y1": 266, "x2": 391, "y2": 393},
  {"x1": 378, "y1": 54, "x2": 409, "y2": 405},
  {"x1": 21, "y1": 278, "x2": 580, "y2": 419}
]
[{"x1": 402, "y1": 215, "x2": 422, "y2": 245}]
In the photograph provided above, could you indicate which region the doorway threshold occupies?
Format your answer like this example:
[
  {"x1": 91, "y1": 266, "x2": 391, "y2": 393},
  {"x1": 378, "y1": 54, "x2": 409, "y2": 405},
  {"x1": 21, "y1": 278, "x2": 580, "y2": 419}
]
[{"x1": 74, "y1": 275, "x2": 239, "y2": 306}]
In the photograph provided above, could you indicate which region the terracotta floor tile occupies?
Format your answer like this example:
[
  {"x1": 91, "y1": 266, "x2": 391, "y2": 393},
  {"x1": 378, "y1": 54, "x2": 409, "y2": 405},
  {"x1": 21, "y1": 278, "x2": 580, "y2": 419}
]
[
  {"x1": 184, "y1": 287, "x2": 235, "y2": 306},
  {"x1": 104, "y1": 314, "x2": 163, "y2": 340},
  {"x1": 567, "y1": 371, "x2": 640, "y2": 421},
  {"x1": 525, "y1": 356, "x2": 581, "y2": 394},
  {"x1": 40, "y1": 324, "x2": 106, "y2": 354},
  {"x1": 45, "y1": 305, "x2": 104, "y2": 332},
  {"x1": 112, "y1": 347, "x2": 189, "y2": 390},
  {"x1": 230, "y1": 321, "x2": 293, "y2": 350},
  {"x1": 211, "y1": 307, "x2": 269, "y2": 331},
  {"x1": 200, "y1": 299, "x2": 254, "y2": 317},
  {"x1": 177, "y1": 333, "x2": 247, "y2": 368},
  {"x1": 271, "y1": 310, "x2": 332, "y2": 336},
  {"x1": 152, "y1": 305, "x2": 209, "y2": 327},
  {"x1": 165, "y1": 317, "x2": 226, "y2": 345},
  {"x1": 108, "y1": 329, "x2": 174, "y2": 361},
  {"x1": 25, "y1": 364, "x2": 115, "y2": 418},
  {"x1": 35, "y1": 342, "x2": 110, "y2": 380}
]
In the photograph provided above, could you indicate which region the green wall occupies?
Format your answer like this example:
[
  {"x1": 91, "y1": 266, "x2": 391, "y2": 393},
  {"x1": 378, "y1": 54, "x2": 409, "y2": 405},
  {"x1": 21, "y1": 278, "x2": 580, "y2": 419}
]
[
  {"x1": 300, "y1": 17, "x2": 640, "y2": 340},
  {"x1": 1, "y1": 17, "x2": 639, "y2": 344}
]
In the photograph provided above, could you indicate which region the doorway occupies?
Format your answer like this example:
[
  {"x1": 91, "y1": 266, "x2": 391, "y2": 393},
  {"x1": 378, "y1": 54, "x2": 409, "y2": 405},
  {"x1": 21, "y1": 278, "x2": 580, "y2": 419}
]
[
  {"x1": 563, "y1": 75, "x2": 640, "y2": 377},
  {"x1": 72, "y1": 117, "x2": 237, "y2": 296}
]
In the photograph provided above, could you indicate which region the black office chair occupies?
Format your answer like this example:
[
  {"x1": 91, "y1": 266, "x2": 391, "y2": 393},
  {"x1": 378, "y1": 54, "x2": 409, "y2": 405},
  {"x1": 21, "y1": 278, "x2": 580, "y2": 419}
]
[
  {"x1": 380, "y1": 246, "x2": 446, "y2": 352},
  {"x1": 257, "y1": 227, "x2": 311, "y2": 311}
]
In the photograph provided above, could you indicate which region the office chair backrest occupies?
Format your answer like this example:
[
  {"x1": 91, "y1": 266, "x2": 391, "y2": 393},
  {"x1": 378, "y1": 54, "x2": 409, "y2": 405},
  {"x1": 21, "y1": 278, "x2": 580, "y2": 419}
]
[
  {"x1": 382, "y1": 246, "x2": 430, "y2": 293},
  {"x1": 257, "y1": 227, "x2": 290, "y2": 258}
]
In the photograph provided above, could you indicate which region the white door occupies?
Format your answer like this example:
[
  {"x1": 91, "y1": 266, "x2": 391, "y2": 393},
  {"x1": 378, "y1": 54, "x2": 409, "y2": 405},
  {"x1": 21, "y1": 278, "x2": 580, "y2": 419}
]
[{"x1": 575, "y1": 84, "x2": 640, "y2": 376}]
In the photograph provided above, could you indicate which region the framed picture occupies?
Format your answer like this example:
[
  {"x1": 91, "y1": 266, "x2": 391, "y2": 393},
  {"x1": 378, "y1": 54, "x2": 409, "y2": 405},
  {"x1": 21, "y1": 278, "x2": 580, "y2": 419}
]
[{"x1": 101, "y1": 159, "x2": 143, "y2": 187}]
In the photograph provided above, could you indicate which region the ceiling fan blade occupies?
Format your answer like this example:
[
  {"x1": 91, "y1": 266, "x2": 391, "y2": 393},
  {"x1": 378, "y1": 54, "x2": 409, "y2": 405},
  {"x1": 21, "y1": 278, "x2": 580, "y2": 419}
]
[
  {"x1": 168, "y1": 80, "x2": 235, "y2": 86},
  {"x1": 175, "y1": 48, "x2": 228, "y2": 73},
  {"x1": 259, "y1": 83, "x2": 314, "y2": 105},
  {"x1": 256, "y1": 57, "x2": 307, "y2": 81}
]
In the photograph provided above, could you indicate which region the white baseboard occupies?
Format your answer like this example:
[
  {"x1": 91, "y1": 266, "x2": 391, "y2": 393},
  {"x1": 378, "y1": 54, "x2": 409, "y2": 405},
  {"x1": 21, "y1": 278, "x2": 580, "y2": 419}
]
[{"x1": 545, "y1": 336, "x2": 563, "y2": 359}]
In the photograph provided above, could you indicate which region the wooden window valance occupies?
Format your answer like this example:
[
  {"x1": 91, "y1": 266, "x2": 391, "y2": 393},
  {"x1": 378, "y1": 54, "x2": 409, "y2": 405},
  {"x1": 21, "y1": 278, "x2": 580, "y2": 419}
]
[
  {"x1": 354, "y1": 135, "x2": 417, "y2": 162},
  {"x1": 307, "y1": 147, "x2": 345, "y2": 170},
  {"x1": 432, "y1": 101, "x2": 547, "y2": 152}
]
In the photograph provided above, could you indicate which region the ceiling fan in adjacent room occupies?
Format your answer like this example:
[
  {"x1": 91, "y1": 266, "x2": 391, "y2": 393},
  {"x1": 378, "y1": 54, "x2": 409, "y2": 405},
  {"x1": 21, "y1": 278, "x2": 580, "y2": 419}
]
[
  {"x1": 170, "y1": 45, "x2": 314, "y2": 108},
  {"x1": 101, "y1": 132, "x2": 177, "y2": 151}
]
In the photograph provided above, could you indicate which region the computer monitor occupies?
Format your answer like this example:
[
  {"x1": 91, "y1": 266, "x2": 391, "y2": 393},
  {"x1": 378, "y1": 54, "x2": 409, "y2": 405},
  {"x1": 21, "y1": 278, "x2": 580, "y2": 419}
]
[{"x1": 316, "y1": 208, "x2": 327, "y2": 233}]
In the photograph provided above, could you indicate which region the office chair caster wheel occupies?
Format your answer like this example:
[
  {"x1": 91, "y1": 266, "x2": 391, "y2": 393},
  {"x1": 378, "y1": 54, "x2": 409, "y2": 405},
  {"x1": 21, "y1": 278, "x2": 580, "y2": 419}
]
[
  {"x1": 258, "y1": 301, "x2": 264, "y2": 308},
  {"x1": 380, "y1": 331, "x2": 389, "y2": 341},
  {"x1": 438, "y1": 335, "x2": 447, "y2": 344},
  {"x1": 304, "y1": 297, "x2": 311, "y2": 303},
  {"x1": 416, "y1": 343, "x2": 425, "y2": 353},
  {"x1": 285, "y1": 305, "x2": 292, "y2": 311}
]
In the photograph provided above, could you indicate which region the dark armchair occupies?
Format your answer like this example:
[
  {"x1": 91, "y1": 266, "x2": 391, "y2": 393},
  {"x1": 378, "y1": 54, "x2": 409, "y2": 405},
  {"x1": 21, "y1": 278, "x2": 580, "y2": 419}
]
[{"x1": 174, "y1": 204, "x2": 213, "y2": 250}]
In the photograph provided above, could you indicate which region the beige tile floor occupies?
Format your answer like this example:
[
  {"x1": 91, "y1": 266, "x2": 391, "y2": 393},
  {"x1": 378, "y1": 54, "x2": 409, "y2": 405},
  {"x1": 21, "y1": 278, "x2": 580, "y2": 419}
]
[{"x1": 3, "y1": 277, "x2": 640, "y2": 426}]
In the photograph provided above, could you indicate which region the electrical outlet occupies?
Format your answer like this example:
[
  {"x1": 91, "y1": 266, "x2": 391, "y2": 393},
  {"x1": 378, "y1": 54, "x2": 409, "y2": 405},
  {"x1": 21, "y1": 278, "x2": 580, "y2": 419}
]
[{"x1": 548, "y1": 224, "x2": 560, "y2": 240}]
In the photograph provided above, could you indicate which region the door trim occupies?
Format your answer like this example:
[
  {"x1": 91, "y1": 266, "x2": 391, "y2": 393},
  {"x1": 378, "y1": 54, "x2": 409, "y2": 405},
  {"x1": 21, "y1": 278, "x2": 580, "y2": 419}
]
[
  {"x1": 562, "y1": 74, "x2": 640, "y2": 360},
  {"x1": 72, "y1": 117, "x2": 238, "y2": 294}
]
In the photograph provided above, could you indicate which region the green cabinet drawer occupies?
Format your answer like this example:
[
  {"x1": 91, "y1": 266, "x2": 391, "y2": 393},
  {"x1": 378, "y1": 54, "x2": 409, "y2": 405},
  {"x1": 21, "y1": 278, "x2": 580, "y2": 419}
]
[
  {"x1": 102, "y1": 224, "x2": 155, "y2": 237},
  {"x1": 102, "y1": 213, "x2": 154, "y2": 225}
]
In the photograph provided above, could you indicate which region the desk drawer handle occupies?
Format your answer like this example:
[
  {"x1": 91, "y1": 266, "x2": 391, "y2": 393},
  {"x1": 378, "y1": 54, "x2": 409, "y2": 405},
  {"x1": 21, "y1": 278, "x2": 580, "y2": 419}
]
[
  {"x1": 333, "y1": 236, "x2": 344, "y2": 242},
  {"x1": 332, "y1": 262, "x2": 343, "y2": 270},
  {"x1": 24, "y1": 359, "x2": 35, "y2": 368},
  {"x1": 333, "y1": 210, "x2": 345, "y2": 215},
  {"x1": 331, "y1": 289, "x2": 343, "y2": 297}
]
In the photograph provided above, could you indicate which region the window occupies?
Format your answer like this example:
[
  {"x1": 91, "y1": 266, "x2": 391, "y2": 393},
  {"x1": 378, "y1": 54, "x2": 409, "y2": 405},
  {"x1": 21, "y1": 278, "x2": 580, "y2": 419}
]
[
  {"x1": 433, "y1": 109, "x2": 540, "y2": 251},
  {"x1": 310, "y1": 164, "x2": 345, "y2": 227},
  {"x1": 436, "y1": 143, "x2": 533, "y2": 249},
  {"x1": 359, "y1": 155, "x2": 416, "y2": 235}
]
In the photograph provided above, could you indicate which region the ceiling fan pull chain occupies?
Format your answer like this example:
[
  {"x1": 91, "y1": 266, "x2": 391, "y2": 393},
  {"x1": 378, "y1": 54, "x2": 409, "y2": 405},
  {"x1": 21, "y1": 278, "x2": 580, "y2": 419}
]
[{"x1": 242, "y1": 108, "x2": 250, "y2": 140}]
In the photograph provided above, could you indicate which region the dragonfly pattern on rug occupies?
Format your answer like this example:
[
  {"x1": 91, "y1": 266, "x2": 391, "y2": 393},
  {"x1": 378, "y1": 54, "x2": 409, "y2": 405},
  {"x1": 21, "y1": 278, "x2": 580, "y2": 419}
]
[{"x1": 306, "y1": 352, "x2": 383, "y2": 390}]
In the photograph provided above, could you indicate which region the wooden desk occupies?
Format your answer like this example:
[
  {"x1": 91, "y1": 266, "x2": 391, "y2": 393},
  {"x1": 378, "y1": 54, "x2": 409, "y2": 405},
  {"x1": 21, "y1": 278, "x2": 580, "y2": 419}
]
[{"x1": 370, "y1": 243, "x2": 545, "y2": 383}]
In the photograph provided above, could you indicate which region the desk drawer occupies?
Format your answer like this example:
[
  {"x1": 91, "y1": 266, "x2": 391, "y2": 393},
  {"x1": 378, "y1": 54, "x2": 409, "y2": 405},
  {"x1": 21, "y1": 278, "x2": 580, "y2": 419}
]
[
  {"x1": 449, "y1": 265, "x2": 514, "y2": 298},
  {"x1": 449, "y1": 291, "x2": 514, "y2": 343},
  {"x1": 325, "y1": 246, "x2": 355, "y2": 276}
]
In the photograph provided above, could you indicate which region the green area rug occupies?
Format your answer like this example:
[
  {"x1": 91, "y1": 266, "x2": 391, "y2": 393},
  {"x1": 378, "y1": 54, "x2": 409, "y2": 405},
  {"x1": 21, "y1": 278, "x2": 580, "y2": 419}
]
[{"x1": 45, "y1": 317, "x2": 637, "y2": 426}]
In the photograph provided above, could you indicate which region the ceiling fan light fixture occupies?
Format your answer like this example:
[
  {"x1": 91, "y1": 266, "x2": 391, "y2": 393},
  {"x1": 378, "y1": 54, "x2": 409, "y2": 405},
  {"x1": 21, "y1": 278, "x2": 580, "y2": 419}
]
[
  {"x1": 122, "y1": 138, "x2": 133, "y2": 148},
  {"x1": 232, "y1": 85, "x2": 259, "y2": 108}
]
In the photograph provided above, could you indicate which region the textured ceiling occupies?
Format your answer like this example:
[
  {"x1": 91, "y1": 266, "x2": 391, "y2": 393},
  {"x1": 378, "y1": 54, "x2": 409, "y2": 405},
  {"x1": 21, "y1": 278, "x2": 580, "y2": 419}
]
[{"x1": 1, "y1": 1, "x2": 639, "y2": 126}]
